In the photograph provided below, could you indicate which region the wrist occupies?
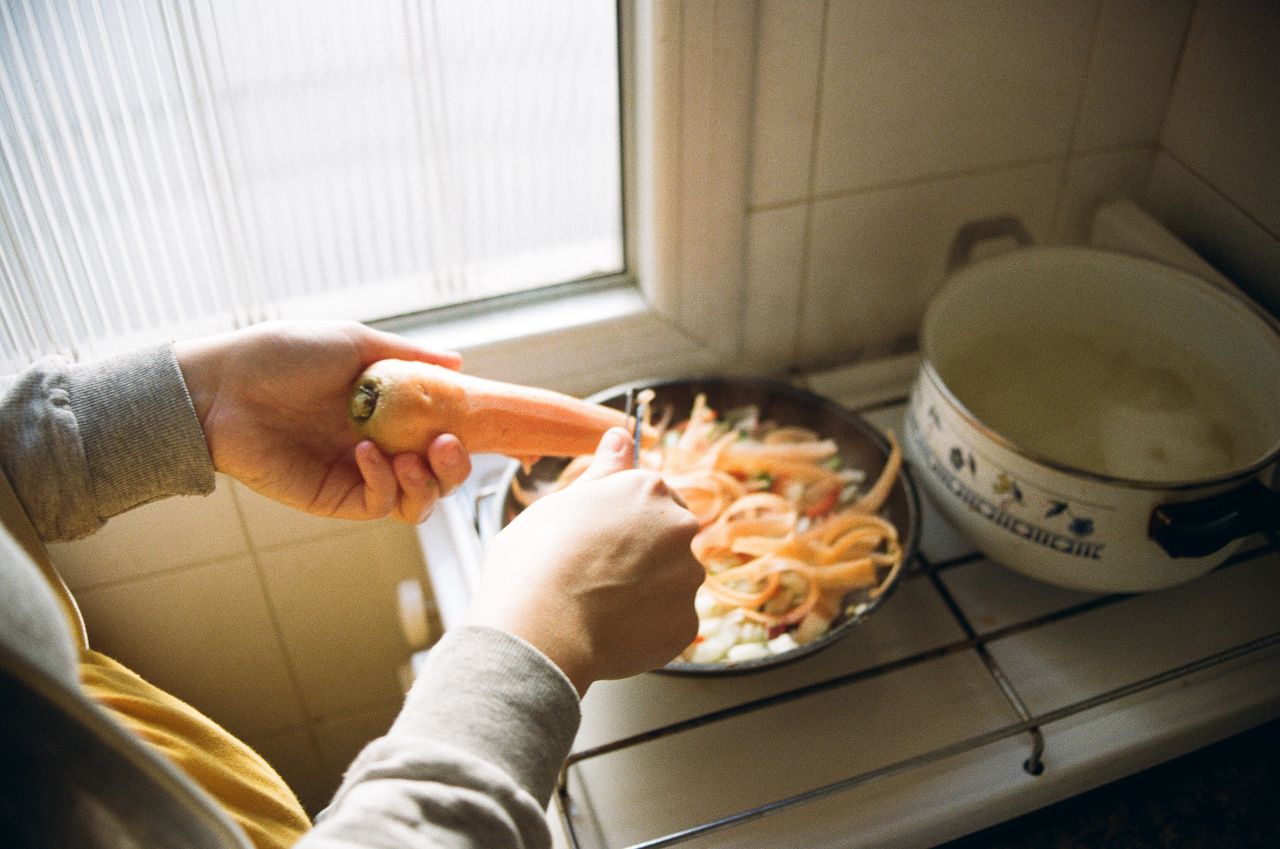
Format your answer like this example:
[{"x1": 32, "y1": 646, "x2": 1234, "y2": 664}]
[
  {"x1": 529, "y1": 635, "x2": 593, "y2": 699},
  {"x1": 173, "y1": 336, "x2": 222, "y2": 432},
  {"x1": 464, "y1": 607, "x2": 594, "y2": 698}
]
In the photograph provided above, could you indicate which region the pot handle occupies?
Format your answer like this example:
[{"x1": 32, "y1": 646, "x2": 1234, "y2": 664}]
[
  {"x1": 946, "y1": 216, "x2": 1034, "y2": 272},
  {"x1": 1149, "y1": 478, "x2": 1280, "y2": 558}
]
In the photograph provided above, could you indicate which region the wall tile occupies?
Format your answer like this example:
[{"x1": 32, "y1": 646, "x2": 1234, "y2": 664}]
[
  {"x1": 1052, "y1": 147, "x2": 1155, "y2": 244},
  {"x1": 799, "y1": 161, "x2": 1061, "y2": 367},
  {"x1": 75, "y1": 555, "x2": 305, "y2": 737},
  {"x1": 258, "y1": 524, "x2": 427, "y2": 717},
  {"x1": 311, "y1": 700, "x2": 403, "y2": 789},
  {"x1": 244, "y1": 727, "x2": 332, "y2": 818},
  {"x1": 232, "y1": 480, "x2": 373, "y2": 551},
  {"x1": 749, "y1": 0, "x2": 825, "y2": 207},
  {"x1": 1161, "y1": 0, "x2": 1280, "y2": 235},
  {"x1": 1145, "y1": 152, "x2": 1280, "y2": 317},
  {"x1": 815, "y1": 0, "x2": 1098, "y2": 194},
  {"x1": 741, "y1": 204, "x2": 807, "y2": 370},
  {"x1": 1072, "y1": 0, "x2": 1194, "y2": 152},
  {"x1": 49, "y1": 474, "x2": 248, "y2": 590}
]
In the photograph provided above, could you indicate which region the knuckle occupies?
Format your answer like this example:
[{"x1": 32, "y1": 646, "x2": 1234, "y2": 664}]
[
  {"x1": 634, "y1": 470, "x2": 670, "y2": 498},
  {"x1": 679, "y1": 609, "x2": 699, "y2": 645},
  {"x1": 686, "y1": 563, "x2": 706, "y2": 591}
]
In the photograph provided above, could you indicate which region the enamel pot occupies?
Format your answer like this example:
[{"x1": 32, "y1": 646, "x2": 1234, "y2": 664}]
[{"x1": 903, "y1": 219, "x2": 1280, "y2": 592}]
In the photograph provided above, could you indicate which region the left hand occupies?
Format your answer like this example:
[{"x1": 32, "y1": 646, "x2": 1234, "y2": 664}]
[{"x1": 175, "y1": 320, "x2": 472, "y2": 523}]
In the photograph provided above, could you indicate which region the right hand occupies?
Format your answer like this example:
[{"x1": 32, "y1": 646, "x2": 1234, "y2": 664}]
[{"x1": 465, "y1": 427, "x2": 704, "y2": 696}]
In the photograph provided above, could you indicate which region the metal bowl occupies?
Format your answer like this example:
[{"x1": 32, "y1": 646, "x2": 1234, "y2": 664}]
[{"x1": 487, "y1": 375, "x2": 921, "y2": 674}]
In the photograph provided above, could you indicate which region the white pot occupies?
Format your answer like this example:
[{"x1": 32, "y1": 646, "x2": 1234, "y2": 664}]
[{"x1": 904, "y1": 240, "x2": 1280, "y2": 592}]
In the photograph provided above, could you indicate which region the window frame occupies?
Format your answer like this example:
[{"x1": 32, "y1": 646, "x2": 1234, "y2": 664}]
[{"x1": 374, "y1": 1, "x2": 757, "y2": 396}]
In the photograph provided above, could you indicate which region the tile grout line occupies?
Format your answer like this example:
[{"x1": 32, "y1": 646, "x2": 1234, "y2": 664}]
[
  {"x1": 1155, "y1": 147, "x2": 1280, "y2": 244},
  {"x1": 66, "y1": 517, "x2": 385, "y2": 596},
  {"x1": 1048, "y1": 0, "x2": 1108, "y2": 241},
  {"x1": 226, "y1": 480, "x2": 329, "y2": 762},
  {"x1": 749, "y1": 143, "x2": 1157, "y2": 218}
]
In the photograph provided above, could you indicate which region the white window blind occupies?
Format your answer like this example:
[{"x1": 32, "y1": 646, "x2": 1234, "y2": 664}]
[{"x1": 0, "y1": 0, "x2": 624, "y2": 373}]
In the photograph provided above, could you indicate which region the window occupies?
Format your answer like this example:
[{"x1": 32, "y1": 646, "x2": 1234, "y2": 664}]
[{"x1": 0, "y1": 0, "x2": 623, "y2": 372}]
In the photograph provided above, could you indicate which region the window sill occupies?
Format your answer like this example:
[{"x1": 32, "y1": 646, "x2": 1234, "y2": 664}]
[
  {"x1": 379, "y1": 280, "x2": 644, "y2": 353},
  {"x1": 375, "y1": 281, "x2": 720, "y2": 395}
]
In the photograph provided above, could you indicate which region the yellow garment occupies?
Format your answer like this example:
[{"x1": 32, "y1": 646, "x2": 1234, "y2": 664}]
[
  {"x1": 79, "y1": 649, "x2": 311, "y2": 849},
  {"x1": 2, "y1": 472, "x2": 309, "y2": 848}
]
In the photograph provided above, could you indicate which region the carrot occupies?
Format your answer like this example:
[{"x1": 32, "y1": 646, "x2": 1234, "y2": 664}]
[
  {"x1": 350, "y1": 359, "x2": 655, "y2": 459},
  {"x1": 811, "y1": 557, "x2": 877, "y2": 590},
  {"x1": 703, "y1": 569, "x2": 781, "y2": 608},
  {"x1": 721, "y1": 439, "x2": 838, "y2": 463},
  {"x1": 851, "y1": 431, "x2": 902, "y2": 515},
  {"x1": 742, "y1": 565, "x2": 819, "y2": 628}
]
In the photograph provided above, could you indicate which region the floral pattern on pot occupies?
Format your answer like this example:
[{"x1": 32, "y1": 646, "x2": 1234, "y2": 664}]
[{"x1": 906, "y1": 391, "x2": 1111, "y2": 563}]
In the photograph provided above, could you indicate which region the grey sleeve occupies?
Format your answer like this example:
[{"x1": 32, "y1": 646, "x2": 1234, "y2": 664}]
[
  {"x1": 297, "y1": 625, "x2": 582, "y2": 849},
  {"x1": 0, "y1": 343, "x2": 215, "y2": 542}
]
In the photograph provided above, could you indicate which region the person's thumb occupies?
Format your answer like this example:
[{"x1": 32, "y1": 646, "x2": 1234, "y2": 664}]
[{"x1": 571, "y1": 426, "x2": 634, "y2": 485}]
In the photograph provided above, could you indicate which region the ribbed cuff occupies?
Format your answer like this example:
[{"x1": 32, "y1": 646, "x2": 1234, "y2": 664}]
[
  {"x1": 393, "y1": 625, "x2": 582, "y2": 806},
  {"x1": 66, "y1": 342, "x2": 215, "y2": 520}
]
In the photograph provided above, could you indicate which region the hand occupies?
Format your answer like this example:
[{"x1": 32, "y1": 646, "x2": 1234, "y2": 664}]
[
  {"x1": 466, "y1": 427, "x2": 704, "y2": 696},
  {"x1": 175, "y1": 320, "x2": 472, "y2": 523}
]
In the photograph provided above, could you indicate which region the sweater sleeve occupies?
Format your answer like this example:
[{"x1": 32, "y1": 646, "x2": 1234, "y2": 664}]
[
  {"x1": 0, "y1": 343, "x2": 215, "y2": 542},
  {"x1": 297, "y1": 625, "x2": 582, "y2": 849}
]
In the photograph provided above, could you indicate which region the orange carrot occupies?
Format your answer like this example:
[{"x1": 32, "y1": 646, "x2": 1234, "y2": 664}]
[
  {"x1": 350, "y1": 359, "x2": 655, "y2": 459},
  {"x1": 742, "y1": 565, "x2": 819, "y2": 628},
  {"x1": 811, "y1": 557, "x2": 877, "y2": 590},
  {"x1": 703, "y1": 570, "x2": 781, "y2": 608},
  {"x1": 851, "y1": 431, "x2": 902, "y2": 515}
]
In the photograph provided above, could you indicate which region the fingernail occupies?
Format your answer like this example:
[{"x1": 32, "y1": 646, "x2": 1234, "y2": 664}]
[
  {"x1": 438, "y1": 439, "x2": 460, "y2": 465},
  {"x1": 599, "y1": 428, "x2": 629, "y2": 455}
]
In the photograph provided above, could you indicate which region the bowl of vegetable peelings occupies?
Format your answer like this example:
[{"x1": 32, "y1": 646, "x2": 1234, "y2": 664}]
[{"x1": 492, "y1": 376, "x2": 921, "y2": 675}]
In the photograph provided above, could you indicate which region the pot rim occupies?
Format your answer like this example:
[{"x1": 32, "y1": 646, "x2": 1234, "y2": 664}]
[{"x1": 919, "y1": 248, "x2": 1280, "y2": 492}]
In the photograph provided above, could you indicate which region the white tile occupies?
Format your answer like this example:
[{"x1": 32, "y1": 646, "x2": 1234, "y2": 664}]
[
  {"x1": 916, "y1": 488, "x2": 981, "y2": 567},
  {"x1": 799, "y1": 161, "x2": 1061, "y2": 366},
  {"x1": 243, "y1": 727, "x2": 331, "y2": 818},
  {"x1": 576, "y1": 576, "x2": 965, "y2": 749},
  {"x1": 1161, "y1": 0, "x2": 1280, "y2": 234},
  {"x1": 1052, "y1": 148, "x2": 1155, "y2": 245},
  {"x1": 987, "y1": 550, "x2": 1280, "y2": 715},
  {"x1": 571, "y1": 650, "x2": 1017, "y2": 849},
  {"x1": 258, "y1": 525, "x2": 428, "y2": 717},
  {"x1": 940, "y1": 558, "x2": 1105, "y2": 635},
  {"x1": 1145, "y1": 152, "x2": 1280, "y2": 317},
  {"x1": 802, "y1": 353, "x2": 919, "y2": 411},
  {"x1": 858, "y1": 403, "x2": 907, "y2": 436},
  {"x1": 232, "y1": 480, "x2": 373, "y2": 551},
  {"x1": 1072, "y1": 0, "x2": 1194, "y2": 152},
  {"x1": 311, "y1": 700, "x2": 402, "y2": 785},
  {"x1": 749, "y1": 0, "x2": 825, "y2": 207},
  {"x1": 49, "y1": 474, "x2": 249, "y2": 590},
  {"x1": 75, "y1": 556, "x2": 306, "y2": 737},
  {"x1": 741, "y1": 205, "x2": 807, "y2": 370},
  {"x1": 815, "y1": 0, "x2": 1097, "y2": 194}
]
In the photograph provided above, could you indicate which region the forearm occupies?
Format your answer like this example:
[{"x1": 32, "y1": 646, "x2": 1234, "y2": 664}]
[
  {"x1": 298, "y1": 626, "x2": 581, "y2": 849},
  {"x1": 0, "y1": 343, "x2": 215, "y2": 541}
]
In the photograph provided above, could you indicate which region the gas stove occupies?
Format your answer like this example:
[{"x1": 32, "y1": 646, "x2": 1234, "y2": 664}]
[{"x1": 413, "y1": 204, "x2": 1280, "y2": 848}]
